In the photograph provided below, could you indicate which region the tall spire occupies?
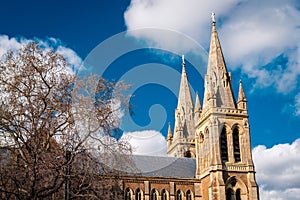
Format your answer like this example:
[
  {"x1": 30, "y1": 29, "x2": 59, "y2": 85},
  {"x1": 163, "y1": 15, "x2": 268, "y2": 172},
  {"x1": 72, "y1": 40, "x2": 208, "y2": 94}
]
[
  {"x1": 202, "y1": 13, "x2": 236, "y2": 109},
  {"x1": 173, "y1": 56, "x2": 194, "y2": 139},
  {"x1": 237, "y1": 80, "x2": 247, "y2": 110},
  {"x1": 168, "y1": 56, "x2": 196, "y2": 157},
  {"x1": 177, "y1": 55, "x2": 194, "y2": 111}
]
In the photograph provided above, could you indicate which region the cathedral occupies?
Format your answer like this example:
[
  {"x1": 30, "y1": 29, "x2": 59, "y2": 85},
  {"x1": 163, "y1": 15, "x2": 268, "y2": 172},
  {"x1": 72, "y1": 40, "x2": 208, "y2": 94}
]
[{"x1": 122, "y1": 17, "x2": 259, "y2": 200}]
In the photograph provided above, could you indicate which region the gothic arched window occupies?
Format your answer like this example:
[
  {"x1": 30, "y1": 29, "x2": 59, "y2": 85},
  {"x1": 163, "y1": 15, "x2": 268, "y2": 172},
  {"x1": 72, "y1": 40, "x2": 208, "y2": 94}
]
[
  {"x1": 220, "y1": 127, "x2": 228, "y2": 162},
  {"x1": 186, "y1": 190, "x2": 192, "y2": 200},
  {"x1": 236, "y1": 189, "x2": 241, "y2": 200},
  {"x1": 176, "y1": 190, "x2": 182, "y2": 200},
  {"x1": 161, "y1": 189, "x2": 167, "y2": 200},
  {"x1": 199, "y1": 133, "x2": 204, "y2": 143},
  {"x1": 125, "y1": 188, "x2": 132, "y2": 200},
  {"x1": 233, "y1": 127, "x2": 241, "y2": 162},
  {"x1": 135, "y1": 188, "x2": 142, "y2": 200},
  {"x1": 150, "y1": 189, "x2": 157, "y2": 200},
  {"x1": 184, "y1": 150, "x2": 192, "y2": 158}
]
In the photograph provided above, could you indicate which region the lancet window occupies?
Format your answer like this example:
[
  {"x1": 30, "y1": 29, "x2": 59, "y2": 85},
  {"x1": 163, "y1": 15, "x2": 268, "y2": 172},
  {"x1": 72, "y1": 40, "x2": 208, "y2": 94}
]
[
  {"x1": 233, "y1": 127, "x2": 241, "y2": 162},
  {"x1": 220, "y1": 127, "x2": 228, "y2": 162}
]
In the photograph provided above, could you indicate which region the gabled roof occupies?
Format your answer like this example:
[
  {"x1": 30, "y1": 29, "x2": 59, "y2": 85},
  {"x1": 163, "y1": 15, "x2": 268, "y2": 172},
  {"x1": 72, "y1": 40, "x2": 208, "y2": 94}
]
[{"x1": 130, "y1": 155, "x2": 196, "y2": 178}]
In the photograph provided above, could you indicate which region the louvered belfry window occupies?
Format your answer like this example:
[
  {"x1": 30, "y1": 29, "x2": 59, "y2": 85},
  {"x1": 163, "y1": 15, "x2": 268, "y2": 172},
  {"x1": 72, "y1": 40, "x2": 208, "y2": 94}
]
[{"x1": 220, "y1": 127, "x2": 228, "y2": 162}]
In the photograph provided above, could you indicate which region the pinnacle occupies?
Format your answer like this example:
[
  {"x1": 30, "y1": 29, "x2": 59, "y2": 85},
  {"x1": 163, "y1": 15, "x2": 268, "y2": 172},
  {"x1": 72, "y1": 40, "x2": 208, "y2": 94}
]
[
  {"x1": 167, "y1": 122, "x2": 173, "y2": 139},
  {"x1": 194, "y1": 92, "x2": 201, "y2": 113},
  {"x1": 238, "y1": 80, "x2": 247, "y2": 102}
]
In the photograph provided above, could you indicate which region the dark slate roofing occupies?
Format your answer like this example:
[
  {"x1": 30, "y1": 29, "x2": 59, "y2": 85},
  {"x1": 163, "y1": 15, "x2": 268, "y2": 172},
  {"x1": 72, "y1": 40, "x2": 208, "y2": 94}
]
[{"x1": 130, "y1": 155, "x2": 196, "y2": 178}]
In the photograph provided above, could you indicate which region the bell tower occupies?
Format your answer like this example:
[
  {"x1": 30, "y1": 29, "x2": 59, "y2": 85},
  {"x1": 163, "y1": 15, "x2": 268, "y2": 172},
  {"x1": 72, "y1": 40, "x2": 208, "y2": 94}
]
[{"x1": 195, "y1": 13, "x2": 259, "y2": 200}]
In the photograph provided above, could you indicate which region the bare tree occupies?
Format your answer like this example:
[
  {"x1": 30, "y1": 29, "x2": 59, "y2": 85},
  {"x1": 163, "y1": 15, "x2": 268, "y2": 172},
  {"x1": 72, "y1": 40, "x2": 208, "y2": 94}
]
[{"x1": 0, "y1": 43, "x2": 133, "y2": 200}]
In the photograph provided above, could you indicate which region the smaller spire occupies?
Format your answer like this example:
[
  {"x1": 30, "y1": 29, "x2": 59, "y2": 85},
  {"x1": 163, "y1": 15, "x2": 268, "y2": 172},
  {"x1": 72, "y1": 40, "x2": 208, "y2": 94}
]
[
  {"x1": 177, "y1": 55, "x2": 193, "y2": 109},
  {"x1": 237, "y1": 80, "x2": 247, "y2": 110}
]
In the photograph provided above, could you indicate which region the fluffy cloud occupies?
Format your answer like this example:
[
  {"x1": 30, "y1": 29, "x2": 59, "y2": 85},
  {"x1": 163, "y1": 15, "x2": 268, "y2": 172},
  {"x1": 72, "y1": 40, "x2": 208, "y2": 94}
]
[
  {"x1": 124, "y1": 0, "x2": 300, "y2": 95},
  {"x1": 56, "y1": 45, "x2": 83, "y2": 71},
  {"x1": 121, "y1": 130, "x2": 167, "y2": 156},
  {"x1": 0, "y1": 35, "x2": 82, "y2": 70},
  {"x1": 253, "y1": 139, "x2": 300, "y2": 200},
  {"x1": 220, "y1": 0, "x2": 300, "y2": 93},
  {"x1": 0, "y1": 35, "x2": 27, "y2": 57},
  {"x1": 124, "y1": 0, "x2": 239, "y2": 52}
]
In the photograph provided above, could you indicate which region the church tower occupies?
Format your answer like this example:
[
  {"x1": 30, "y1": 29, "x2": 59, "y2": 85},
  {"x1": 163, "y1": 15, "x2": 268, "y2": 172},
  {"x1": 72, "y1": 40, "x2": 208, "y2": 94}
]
[
  {"x1": 195, "y1": 13, "x2": 259, "y2": 200},
  {"x1": 167, "y1": 55, "x2": 196, "y2": 158}
]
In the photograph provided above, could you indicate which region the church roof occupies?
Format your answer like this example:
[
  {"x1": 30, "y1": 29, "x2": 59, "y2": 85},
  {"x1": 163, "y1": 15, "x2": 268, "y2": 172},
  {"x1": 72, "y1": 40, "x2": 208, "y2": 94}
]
[{"x1": 130, "y1": 155, "x2": 196, "y2": 178}]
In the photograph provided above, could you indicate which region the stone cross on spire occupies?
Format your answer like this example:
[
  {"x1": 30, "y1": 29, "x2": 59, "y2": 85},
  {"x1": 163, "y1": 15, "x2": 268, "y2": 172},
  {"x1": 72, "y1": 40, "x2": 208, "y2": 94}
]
[{"x1": 211, "y1": 12, "x2": 216, "y2": 23}]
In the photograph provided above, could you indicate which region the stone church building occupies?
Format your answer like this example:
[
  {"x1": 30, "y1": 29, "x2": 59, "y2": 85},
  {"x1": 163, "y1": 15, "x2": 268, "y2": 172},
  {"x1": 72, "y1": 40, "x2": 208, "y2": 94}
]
[{"x1": 121, "y1": 18, "x2": 259, "y2": 200}]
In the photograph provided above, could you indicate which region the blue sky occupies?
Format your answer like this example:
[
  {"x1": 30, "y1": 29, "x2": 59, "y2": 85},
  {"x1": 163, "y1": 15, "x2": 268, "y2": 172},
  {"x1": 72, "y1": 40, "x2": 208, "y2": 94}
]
[{"x1": 1, "y1": 1, "x2": 300, "y2": 199}]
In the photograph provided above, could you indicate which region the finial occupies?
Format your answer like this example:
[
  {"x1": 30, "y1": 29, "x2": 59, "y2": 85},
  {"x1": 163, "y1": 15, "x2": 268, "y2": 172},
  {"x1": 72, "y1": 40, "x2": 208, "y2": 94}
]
[
  {"x1": 182, "y1": 55, "x2": 185, "y2": 64},
  {"x1": 211, "y1": 12, "x2": 216, "y2": 23}
]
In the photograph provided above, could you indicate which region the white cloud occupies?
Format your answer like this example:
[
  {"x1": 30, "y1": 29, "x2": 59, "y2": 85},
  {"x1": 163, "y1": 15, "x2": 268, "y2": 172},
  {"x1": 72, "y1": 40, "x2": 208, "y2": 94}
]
[
  {"x1": 220, "y1": 0, "x2": 300, "y2": 93},
  {"x1": 0, "y1": 34, "x2": 83, "y2": 71},
  {"x1": 0, "y1": 35, "x2": 29, "y2": 57},
  {"x1": 259, "y1": 187, "x2": 300, "y2": 200},
  {"x1": 121, "y1": 130, "x2": 167, "y2": 156},
  {"x1": 124, "y1": 0, "x2": 300, "y2": 104},
  {"x1": 124, "y1": 0, "x2": 239, "y2": 52},
  {"x1": 56, "y1": 45, "x2": 83, "y2": 71},
  {"x1": 253, "y1": 139, "x2": 300, "y2": 200}
]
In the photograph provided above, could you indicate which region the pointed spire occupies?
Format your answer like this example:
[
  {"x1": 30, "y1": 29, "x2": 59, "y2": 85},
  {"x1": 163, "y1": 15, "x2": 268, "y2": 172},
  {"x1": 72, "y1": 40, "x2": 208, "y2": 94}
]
[
  {"x1": 177, "y1": 55, "x2": 193, "y2": 110},
  {"x1": 168, "y1": 57, "x2": 196, "y2": 157},
  {"x1": 202, "y1": 13, "x2": 236, "y2": 109},
  {"x1": 237, "y1": 80, "x2": 247, "y2": 110},
  {"x1": 173, "y1": 56, "x2": 195, "y2": 140}
]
